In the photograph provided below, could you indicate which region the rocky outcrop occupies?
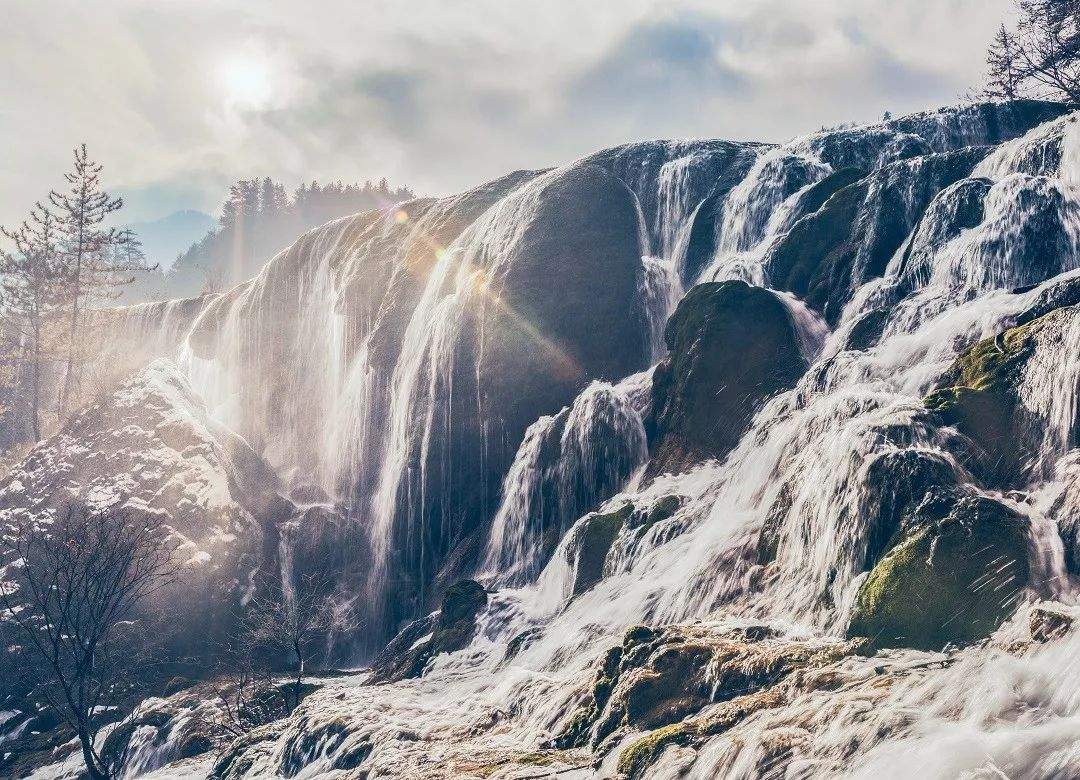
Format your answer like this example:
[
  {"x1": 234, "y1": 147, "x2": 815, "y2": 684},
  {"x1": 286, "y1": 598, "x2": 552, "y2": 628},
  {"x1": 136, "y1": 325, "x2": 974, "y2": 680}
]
[
  {"x1": 926, "y1": 305, "x2": 1080, "y2": 485},
  {"x1": 647, "y1": 280, "x2": 807, "y2": 476},
  {"x1": 848, "y1": 487, "x2": 1030, "y2": 650},
  {"x1": 0, "y1": 360, "x2": 286, "y2": 659},
  {"x1": 369, "y1": 580, "x2": 489, "y2": 682},
  {"x1": 554, "y1": 623, "x2": 864, "y2": 771},
  {"x1": 765, "y1": 148, "x2": 990, "y2": 324},
  {"x1": 580, "y1": 139, "x2": 763, "y2": 284},
  {"x1": 564, "y1": 502, "x2": 634, "y2": 597}
]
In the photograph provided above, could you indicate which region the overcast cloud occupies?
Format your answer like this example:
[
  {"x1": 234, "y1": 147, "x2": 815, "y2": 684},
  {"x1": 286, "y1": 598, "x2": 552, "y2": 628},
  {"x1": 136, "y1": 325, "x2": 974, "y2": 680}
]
[{"x1": 0, "y1": 0, "x2": 1013, "y2": 225}]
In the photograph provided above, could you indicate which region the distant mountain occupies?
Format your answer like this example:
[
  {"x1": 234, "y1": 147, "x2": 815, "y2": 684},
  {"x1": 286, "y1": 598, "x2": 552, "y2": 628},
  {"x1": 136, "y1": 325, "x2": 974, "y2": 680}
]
[
  {"x1": 127, "y1": 209, "x2": 215, "y2": 270},
  {"x1": 116, "y1": 210, "x2": 215, "y2": 304}
]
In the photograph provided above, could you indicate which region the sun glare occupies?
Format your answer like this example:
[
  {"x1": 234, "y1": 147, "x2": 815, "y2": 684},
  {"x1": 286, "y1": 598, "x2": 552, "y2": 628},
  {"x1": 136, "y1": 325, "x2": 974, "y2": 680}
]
[{"x1": 218, "y1": 54, "x2": 273, "y2": 108}]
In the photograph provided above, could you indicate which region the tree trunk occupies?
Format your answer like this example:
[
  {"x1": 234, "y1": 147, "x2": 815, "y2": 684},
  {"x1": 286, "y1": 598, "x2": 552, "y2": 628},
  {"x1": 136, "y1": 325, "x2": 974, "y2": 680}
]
[
  {"x1": 60, "y1": 221, "x2": 85, "y2": 417},
  {"x1": 77, "y1": 725, "x2": 108, "y2": 780},
  {"x1": 29, "y1": 317, "x2": 40, "y2": 441},
  {"x1": 60, "y1": 293, "x2": 80, "y2": 415},
  {"x1": 293, "y1": 655, "x2": 304, "y2": 711}
]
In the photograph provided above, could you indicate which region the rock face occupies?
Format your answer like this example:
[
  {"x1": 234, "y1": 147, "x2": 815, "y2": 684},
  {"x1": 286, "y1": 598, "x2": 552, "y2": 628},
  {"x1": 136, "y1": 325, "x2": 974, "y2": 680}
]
[
  {"x1": 926, "y1": 305, "x2": 1080, "y2": 485},
  {"x1": 184, "y1": 161, "x2": 651, "y2": 642},
  {"x1": 0, "y1": 360, "x2": 285, "y2": 658},
  {"x1": 368, "y1": 580, "x2": 489, "y2": 682},
  {"x1": 16, "y1": 100, "x2": 1080, "y2": 780},
  {"x1": 554, "y1": 623, "x2": 864, "y2": 775},
  {"x1": 564, "y1": 502, "x2": 634, "y2": 597},
  {"x1": 848, "y1": 487, "x2": 1030, "y2": 650},
  {"x1": 647, "y1": 280, "x2": 807, "y2": 475},
  {"x1": 765, "y1": 147, "x2": 990, "y2": 324},
  {"x1": 580, "y1": 139, "x2": 764, "y2": 284}
]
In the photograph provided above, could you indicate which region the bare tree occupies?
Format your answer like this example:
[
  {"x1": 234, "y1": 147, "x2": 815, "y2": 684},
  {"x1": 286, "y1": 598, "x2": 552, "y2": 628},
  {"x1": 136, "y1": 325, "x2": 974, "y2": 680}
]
[
  {"x1": 208, "y1": 626, "x2": 287, "y2": 738},
  {"x1": 0, "y1": 202, "x2": 64, "y2": 440},
  {"x1": 984, "y1": 0, "x2": 1080, "y2": 102},
  {"x1": 244, "y1": 571, "x2": 344, "y2": 711},
  {"x1": 0, "y1": 505, "x2": 179, "y2": 780},
  {"x1": 49, "y1": 145, "x2": 157, "y2": 416}
]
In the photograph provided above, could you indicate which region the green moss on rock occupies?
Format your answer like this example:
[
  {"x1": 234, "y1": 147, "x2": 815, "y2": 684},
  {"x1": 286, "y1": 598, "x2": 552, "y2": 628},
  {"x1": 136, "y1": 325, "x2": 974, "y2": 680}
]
[
  {"x1": 567, "y1": 502, "x2": 633, "y2": 596},
  {"x1": 647, "y1": 280, "x2": 806, "y2": 476},
  {"x1": 924, "y1": 309, "x2": 1069, "y2": 484},
  {"x1": 848, "y1": 489, "x2": 1029, "y2": 650},
  {"x1": 617, "y1": 723, "x2": 693, "y2": 779}
]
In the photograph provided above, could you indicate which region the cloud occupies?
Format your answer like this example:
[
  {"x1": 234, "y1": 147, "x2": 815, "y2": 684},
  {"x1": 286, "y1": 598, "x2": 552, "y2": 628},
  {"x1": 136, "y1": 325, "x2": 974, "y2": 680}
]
[
  {"x1": 0, "y1": 0, "x2": 1012, "y2": 227},
  {"x1": 565, "y1": 13, "x2": 748, "y2": 138}
]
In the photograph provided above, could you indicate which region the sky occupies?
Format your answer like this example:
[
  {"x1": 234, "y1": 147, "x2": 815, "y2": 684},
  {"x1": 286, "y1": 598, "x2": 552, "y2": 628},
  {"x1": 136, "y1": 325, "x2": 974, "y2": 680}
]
[{"x1": 0, "y1": 0, "x2": 1014, "y2": 227}]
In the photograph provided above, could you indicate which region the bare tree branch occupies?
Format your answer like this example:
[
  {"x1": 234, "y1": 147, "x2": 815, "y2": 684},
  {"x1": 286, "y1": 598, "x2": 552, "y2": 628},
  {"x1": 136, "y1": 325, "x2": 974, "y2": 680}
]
[{"x1": 0, "y1": 504, "x2": 179, "y2": 780}]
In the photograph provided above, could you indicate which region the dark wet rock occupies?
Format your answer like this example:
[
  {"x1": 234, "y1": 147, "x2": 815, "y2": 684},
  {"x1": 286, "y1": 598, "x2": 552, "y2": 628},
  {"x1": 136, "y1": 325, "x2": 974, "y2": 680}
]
[
  {"x1": 502, "y1": 627, "x2": 544, "y2": 663},
  {"x1": 766, "y1": 147, "x2": 990, "y2": 324},
  {"x1": 848, "y1": 487, "x2": 1030, "y2": 651},
  {"x1": 845, "y1": 306, "x2": 892, "y2": 351},
  {"x1": 647, "y1": 280, "x2": 807, "y2": 476},
  {"x1": 785, "y1": 167, "x2": 868, "y2": 223},
  {"x1": 758, "y1": 443, "x2": 960, "y2": 568},
  {"x1": 1015, "y1": 272, "x2": 1080, "y2": 326},
  {"x1": 370, "y1": 580, "x2": 489, "y2": 682},
  {"x1": 581, "y1": 139, "x2": 763, "y2": 280},
  {"x1": 1028, "y1": 601, "x2": 1077, "y2": 642},
  {"x1": 639, "y1": 494, "x2": 684, "y2": 532},
  {"x1": 376, "y1": 161, "x2": 651, "y2": 633},
  {"x1": 859, "y1": 449, "x2": 961, "y2": 571},
  {"x1": 483, "y1": 381, "x2": 648, "y2": 586},
  {"x1": 924, "y1": 325, "x2": 1036, "y2": 483},
  {"x1": 276, "y1": 505, "x2": 368, "y2": 660},
  {"x1": 900, "y1": 173, "x2": 1080, "y2": 300},
  {"x1": 878, "y1": 133, "x2": 932, "y2": 165},
  {"x1": 565, "y1": 502, "x2": 634, "y2": 597}
]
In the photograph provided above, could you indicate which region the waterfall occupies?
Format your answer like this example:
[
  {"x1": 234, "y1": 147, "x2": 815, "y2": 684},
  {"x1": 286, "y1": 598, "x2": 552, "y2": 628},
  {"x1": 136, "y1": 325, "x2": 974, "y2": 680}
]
[
  {"x1": 701, "y1": 148, "x2": 832, "y2": 284},
  {"x1": 98, "y1": 103, "x2": 1080, "y2": 780},
  {"x1": 480, "y1": 380, "x2": 648, "y2": 587},
  {"x1": 641, "y1": 256, "x2": 682, "y2": 361}
]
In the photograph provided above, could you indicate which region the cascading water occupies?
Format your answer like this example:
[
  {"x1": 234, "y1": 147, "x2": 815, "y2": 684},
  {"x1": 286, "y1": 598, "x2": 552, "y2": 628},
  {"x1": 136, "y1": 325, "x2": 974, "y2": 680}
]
[
  {"x1": 702, "y1": 148, "x2": 832, "y2": 285},
  {"x1": 480, "y1": 379, "x2": 648, "y2": 587},
  {"x1": 85, "y1": 101, "x2": 1080, "y2": 780}
]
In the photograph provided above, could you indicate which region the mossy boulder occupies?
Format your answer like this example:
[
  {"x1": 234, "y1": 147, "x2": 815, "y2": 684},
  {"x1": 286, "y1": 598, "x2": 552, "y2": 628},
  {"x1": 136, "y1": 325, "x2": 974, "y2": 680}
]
[
  {"x1": 369, "y1": 579, "x2": 489, "y2": 682},
  {"x1": 617, "y1": 723, "x2": 693, "y2": 778},
  {"x1": 555, "y1": 622, "x2": 862, "y2": 755},
  {"x1": 758, "y1": 445, "x2": 958, "y2": 567},
  {"x1": 925, "y1": 307, "x2": 1074, "y2": 485},
  {"x1": 848, "y1": 488, "x2": 1030, "y2": 650},
  {"x1": 565, "y1": 502, "x2": 633, "y2": 596},
  {"x1": 647, "y1": 281, "x2": 807, "y2": 476}
]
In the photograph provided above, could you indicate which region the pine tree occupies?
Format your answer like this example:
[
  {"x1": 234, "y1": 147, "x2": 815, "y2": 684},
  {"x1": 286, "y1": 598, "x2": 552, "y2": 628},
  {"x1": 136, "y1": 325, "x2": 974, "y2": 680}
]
[
  {"x1": 0, "y1": 203, "x2": 63, "y2": 441},
  {"x1": 984, "y1": 0, "x2": 1080, "y2": 102},
  {"x1": 49, "y1": 144, "x2": 155, "y2": 415}
]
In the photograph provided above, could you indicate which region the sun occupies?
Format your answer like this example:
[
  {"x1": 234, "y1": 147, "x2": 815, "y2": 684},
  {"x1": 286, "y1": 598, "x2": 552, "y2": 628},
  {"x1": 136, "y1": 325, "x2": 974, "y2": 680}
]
[{"x1": 218, "y1": 54, "x2": 273, "y2": 108}]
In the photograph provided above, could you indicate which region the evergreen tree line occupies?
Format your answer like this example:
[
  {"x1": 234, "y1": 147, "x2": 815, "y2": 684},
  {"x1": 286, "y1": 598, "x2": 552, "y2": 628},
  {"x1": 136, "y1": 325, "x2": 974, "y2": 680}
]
[
  {"x1": 124, "y1": 176, "x2": 415, "y2": 302},
  {"x1": 0, "y1": 144, "x2": 154, "y2": 446}
]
